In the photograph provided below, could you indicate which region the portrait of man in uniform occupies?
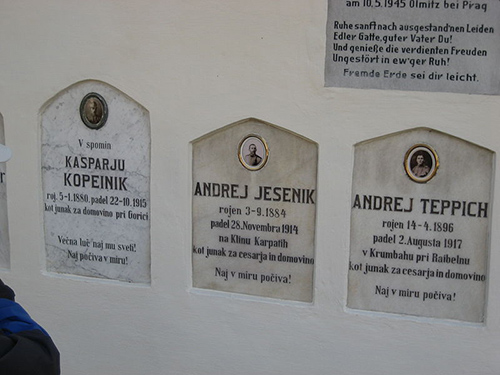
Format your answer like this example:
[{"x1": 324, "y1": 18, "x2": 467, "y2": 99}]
[
  {"x1": 405, "y1": 144, "x2": 438, "y2": 183},
  {"x1": 85, "y1": 97, "x2": 102, "y2": 124},
  {"x1": 238, "y1": 135, "x2": 268, "y2": 171},
  {"x1": 80, "y1": 93, "x2": 108, "y2": 129},
  {"x1": 244, "y1": 143, "x2": 262, "y2": 166},
  {"x1": 411, "y1": 151, "x2": 431, "y2": 177}
]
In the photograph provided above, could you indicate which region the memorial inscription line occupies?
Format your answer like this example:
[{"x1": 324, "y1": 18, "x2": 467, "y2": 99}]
[
  {"x1": 333, "y1": 18, "x2": 491, "y2": 82},
  {"x1": 351, "y1": 193, "x2": 488, "y2": 304},
  {"x1": 193, "y1": 181, "x2": 315, "y2": 286},
  {"x1": 327, "y1": 0, "x2": 497, "y2": 91},
  {"x1": 44, "y1": 138, "x2": 149, "y2": 267}
]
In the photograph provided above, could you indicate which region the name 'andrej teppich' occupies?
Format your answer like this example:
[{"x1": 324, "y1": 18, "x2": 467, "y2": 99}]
[
  {"x1": 63, "y1": 156, "x2": 128, "y2": 191},
  {"x1": 352, "y1": 194, "x2": 488, "y2": 218},
  {"x1": 194, "y1": 182, "x2": 315, "y2": 204}
]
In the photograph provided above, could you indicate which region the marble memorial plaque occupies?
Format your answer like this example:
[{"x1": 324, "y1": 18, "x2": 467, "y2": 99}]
[
  {"x1": 0, "y1": 116, "x2": 9, "y2": 269},
  {"x1": 42, "y1": 81, "x2": 151, "y2": 283},
  {"x1": 348, "y1": 128, "x2": 493, "y2": 322},
  {"x1": 192, "y1": 118, "x2": 317, "y2": 302},
  {"x1": 325, "y1": 0, "x2": 500, "y2": 94}
]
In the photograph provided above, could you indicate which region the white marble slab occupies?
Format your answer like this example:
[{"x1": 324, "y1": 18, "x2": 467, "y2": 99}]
[
  {"x1": 348, "y1": 128, "x2": 493, "y2": 322},
  {"x1": 192, "y1": 118, "x2": 317, "y2": 302},
  {"x1": 42, "y1": 81, "x2": 151, "y2": 283},
  {"x1": 0, "y1": 116, "x2": 9, "y2": 269}
]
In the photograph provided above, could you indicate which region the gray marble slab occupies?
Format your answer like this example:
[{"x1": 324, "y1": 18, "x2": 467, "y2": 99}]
[
  {"x1": 348, "y1": 128, "x2": 493, "y2": 322},
  {"x1": 42, "y1": 81, "x2": 151, "y2": 283},
  {"x1": 0, "y1": 116, "x2": 9, "y2": 269},
  {"x1": 192, "y1": 118, "x2": 317, "y2": 302},
  {"x1": 325, "y1": 0, "x2": 500, "y2": 94}
]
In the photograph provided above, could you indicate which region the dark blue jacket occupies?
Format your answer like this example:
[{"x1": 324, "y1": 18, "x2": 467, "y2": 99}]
[{"x1": 0, "y1": 281, "x2": 60, "y2": 375}]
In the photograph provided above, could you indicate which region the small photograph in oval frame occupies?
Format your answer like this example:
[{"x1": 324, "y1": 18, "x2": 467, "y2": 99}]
[
  {"x1": 404, "y1": 144, "x2": 439, "y2": 183},
  {"x1": 238, "y1": 135, "x2": 269, "y2": 171},
  {"x1": 80, "y1": 92, "x2": 108, "y2": 130}
]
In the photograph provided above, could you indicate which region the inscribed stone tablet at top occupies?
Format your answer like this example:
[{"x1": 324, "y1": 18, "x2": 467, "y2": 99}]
[
  {"x1": 325, "y1": 0, "x2": 500, "y2": 94},
  {"x1": 41, "y1": 81, "x2": 151, "y2": 283},
  {"x1": 348, "y1": 128, "x2": 493, "y2": 322},
  {"x1": 192, "y1": 118, "x2": 317, "y2": 302}
]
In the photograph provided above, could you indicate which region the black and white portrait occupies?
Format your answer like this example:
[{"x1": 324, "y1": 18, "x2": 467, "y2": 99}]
[
  {"x1": 80, "y1": 93, "x2": 108, "y2": 129},
  {"x1": 238, "y1": 135, "x2": 268, "y2": 171},
  {"x1": 405, "y1": 144, "x2": 438, "y2": 183}
]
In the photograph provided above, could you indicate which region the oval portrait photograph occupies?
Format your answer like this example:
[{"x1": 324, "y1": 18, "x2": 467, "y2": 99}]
[
  {"x1": 80, "y1": 92, "x2": 108, "y2": 130},
  {"x1": 404, "y1": 144, "x2": 439, "y2": 183},
  {"x1": 238, "y1": 135, "x2": 269, "y2": 171}
]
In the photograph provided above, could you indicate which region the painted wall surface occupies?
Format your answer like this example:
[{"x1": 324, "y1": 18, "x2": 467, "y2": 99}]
[{"x1": 0, "y1": 1, "x2": 498, "y2": 374}]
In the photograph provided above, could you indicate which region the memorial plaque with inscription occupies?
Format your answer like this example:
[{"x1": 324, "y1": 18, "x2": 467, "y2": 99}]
[
  {"x1": 42, "y1": 81, "x2": 151, "y2": 283},
  {"x1": 348, "y1": 128, "x2": 493, "y2": 322},
  {"x1": 0, "y1": 116, "x2": 9, "y2": 269},
  {"x1": 192, "y1": 118, "x2": 317, "y2": 302},
  {"x1": 325, "y1": 0, "x2": 500, "y2": 94}
]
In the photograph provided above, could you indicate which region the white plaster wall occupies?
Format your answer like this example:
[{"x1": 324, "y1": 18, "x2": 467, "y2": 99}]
[{"x1": 0, "y1": 1, "x2": 498, "y2": 374}]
